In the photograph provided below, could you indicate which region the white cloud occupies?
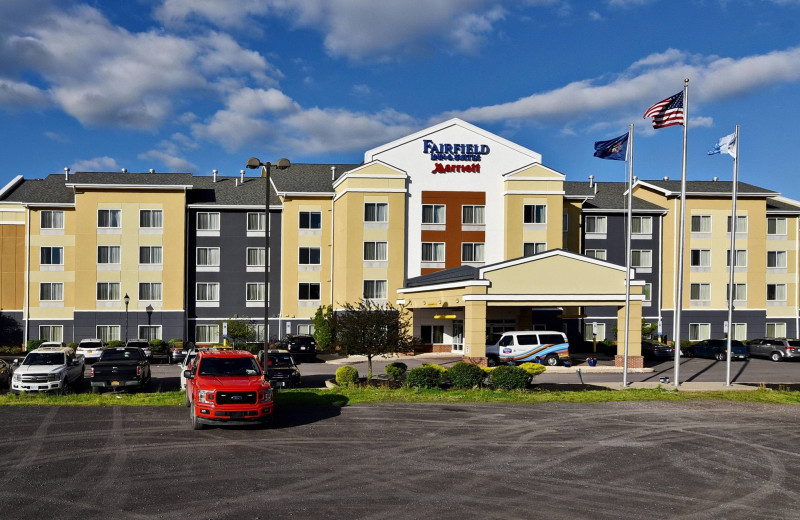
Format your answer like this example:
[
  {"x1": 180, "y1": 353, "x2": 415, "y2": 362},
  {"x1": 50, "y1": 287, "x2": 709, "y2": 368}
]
[
  {"x1": 71, "y1": 156, "x2": 120, "y2": 172},
  {"x1": 44, "y1": 131, "x2": 68, "y2": 143},
  {"x1": 138, "y1": 149, "x2": 197, "y2": 172},
  {"x1": 0, "y1": 78, "x2": 48, "y2": 107}
]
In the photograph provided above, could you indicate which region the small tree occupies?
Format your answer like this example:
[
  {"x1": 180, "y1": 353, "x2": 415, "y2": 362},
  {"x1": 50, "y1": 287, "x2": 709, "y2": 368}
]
[
  {"x1": 312, "y1": 305, "x2": 336, "y2": 352},
  {"x1": 335, "y1": 299, "x2": 418, "y2": 380},
  {"x1": 219, "y1": 316, "x2": 254, "y2": 348}
]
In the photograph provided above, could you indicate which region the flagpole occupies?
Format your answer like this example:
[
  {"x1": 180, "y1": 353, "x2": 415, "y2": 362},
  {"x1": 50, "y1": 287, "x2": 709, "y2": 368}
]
[
  {"x1": 623, "y1": 123, "x2": 634, "y2": 388},
  {"x1": 726, "y1": 125, "x2": 740, "y2": 386},
  {"x1": 673, "y1": 78, "x2": 689, "y2": 388}
]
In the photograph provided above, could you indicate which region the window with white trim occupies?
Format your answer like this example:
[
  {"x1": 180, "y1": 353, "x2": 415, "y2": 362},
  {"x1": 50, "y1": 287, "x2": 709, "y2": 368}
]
[
  {"x1": 40, "y1": 282, "x2": 63, "y2": 301},
  {"x1": 196, "y1": 247, "x2": 220, "y2": 267},
  {"x1": 584, "y1": 249, "x2": 607, "y2": 261},
  {"x1": 726, "y1": 249, "x2": 747, "y2": 268},
  {"x1": 689, "y1": 323, "x2": 711, "y2": 341},
  {"x1": 96, "y1": 282, "x2": 120, "y2": 301},
  {"x1": 632, "y1": 216, "x2": 652, "y2": 234},
  {"x1": 584, "y1": 216, "x2": 607, "y2": 233},
  {"x1": 247, "y1": 212, "x2": 266, "y2": 231},
  {"x1": 726, "y1": 215, "x2": 748, "y2": 233},
  {"x1": 462, "y1": 205, "x2": 485, "y2": 225},
  {"x1": 583, "y1": 323, "x2": 606, "y2": 341},
  {"x1": 97, "y1": 245, "x2": 121, "y2": 264},
  {"x1": 731, "y1": 323, "x2": 747, "y2": 341},
  {"x1": 40, "y1": 210, "x2": 64, "y2": 229},
  {"x1": 523, "y1": 204, "x2": 546, "y2": 224},
  {"x1": 690, "y1": 283, "x2": 711, "y2": 301},
  {"x1": 196, "y1": 283, "x2": 220, "y2": 302},
  {"x1": 767, "y1": 284, "x2": 787, "y2": 302},
  {"x1": 246, "y1": 283, "x2": 265, "y2": 302},
  {"x1": 139, "y1": 282, "x2": 162, "y2": 301},
  {"x1": 40, "y1": 246, "x2": 63, "y2": 265},
  {"x1": 643, "y1": 283, "x2": 652, "y2": 302},
  {"x1": 767, "y1": 251, "x2": 787, "y2": 268},
  {"x1": 766, "y1": 322, "x2": 786, "y2": 338},
  {"x1": 138, "y1": 325, "x2": 161, "y2": 341},
  {"x1": 631, "y1": 250, "x2": 652, "y2": 268},
  {"x1": 246, "y1": 247, "x2": 265, "y2": 267},
  {"x1": 197, "y1": 212, "x2": 220, "y2": 231},
  {"x1": 363, "y1": 280, "x2": 388, "y2": 300},
  {"x1": 523, "y1": 243, "x2": 547, "y2": 256},
  {"x1": 690, "y1": 215, "x2": 711, "y2": 233},
  {"x1": 726, "y1": 283, "x2": 747, "y2": 301},
  {"x1": 767, "y1": 217, "x2": 787, "y2": 235},
  {"x1": 363, "y1": 242, "x2": 388, "y2": 261},
  {"x1": 690, "y1": 249, "x2": 711, "y2": 267},
  {"x1": 421, "y1": 325, "x2": 444, "y2": 344},
  {"x1": 422, "y1": 243, "x2": 445, "y2": 262},
  {"x1": 363, "y1": 203, "x2": 387, "y2": 223},
  {"x1": 139, "y1": 246, "x2": 162, "y2": 265},
  {"x1": 195, "y1": 324, "x2": 220, "y2": 343},
  {"x1": 299, "y1": 283, "x2": 320, "y2": 300},
  {"x1": 39, "y1": 325, "x2": 63, "y2": 342},
  {"x1": 422, "y1": 204, "x2": 445, "y2": 224},
  {"x1": 298, "y1": 324, "x2": 314, "y2": 335},
  {"x1": 462, "y1": 243, "x2": 485, "y2": 262},
  {"x1": 97, "y1": 325, "x2": 120, "y2": 342},
  {"x1": 299, "y1": 247, "x2": 321, "y2": 265},
  {"x1": 300, "y1": 211, "x2": 322, "y2": 229},
  {"x1": 139, "y1": 209, "x2": 163, "y2": 228},
  {"x1": 98, "y1": 209, "x2": 121, "y2": 228}
]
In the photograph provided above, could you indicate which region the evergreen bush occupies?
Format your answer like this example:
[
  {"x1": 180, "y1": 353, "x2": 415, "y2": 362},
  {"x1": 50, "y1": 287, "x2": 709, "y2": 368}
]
[
  {"x1": 149, "y1": 339, "x2": 167, "y2": 354},
  {"x1": 488, "y1": 365, "x2": 531, "y2": 390},
  {"x1": 26, "y1": 339, "x2": 44, "y2": 352},
  {"x1": 446, "y1": 361, "x2": 486, "y2": 389},
  {"x1": 385, "y1": 362, "x2": 408, "y2": 381},
  {"x1": 107, "y1": 340, "x2": 124, "y2": 349},
  {"x1": 335, "y1": 366, "x2": 359, "y2": 387},
  {"x1": 405, "y1": 365, "x2": 442, "y2": 388}
]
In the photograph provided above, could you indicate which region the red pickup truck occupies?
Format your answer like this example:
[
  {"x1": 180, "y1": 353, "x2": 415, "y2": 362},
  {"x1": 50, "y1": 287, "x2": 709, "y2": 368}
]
[{"x1": 184, "y1": 349, "x2": 274, "y2": 430}]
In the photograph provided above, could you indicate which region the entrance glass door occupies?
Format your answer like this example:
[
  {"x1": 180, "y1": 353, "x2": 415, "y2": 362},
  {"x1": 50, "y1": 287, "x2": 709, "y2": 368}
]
[{"x1": 452, "y1": 320, "x2": 464, "y2": 353}]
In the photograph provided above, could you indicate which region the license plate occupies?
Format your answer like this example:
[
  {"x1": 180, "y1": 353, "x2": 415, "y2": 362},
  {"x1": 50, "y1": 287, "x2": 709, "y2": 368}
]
[
  {"x1": 275, "y1": 381, "x2": 286, "y2": 387},
  {"x1": 300, "y1": 346, "x2": 306, "y2": 350},
  {"x1": 111, "y1": 381, "x2": 120, "y2": 386},
  {"x1": 87, "y1": 350, "x2": 94, "y2": 354}
]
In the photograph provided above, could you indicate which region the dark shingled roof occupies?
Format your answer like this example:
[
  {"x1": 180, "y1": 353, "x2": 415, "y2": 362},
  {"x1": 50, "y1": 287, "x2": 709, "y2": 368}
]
[
  {"x1": 581, "y1": 182, "x2": 666, "y2": 211},
  {"x1": 187, "y1": 175, "x2": 277, "y2": 206},
  {"x1": 767, "y1": 198, "x2": 800, "y2": 213},
  {"x1": 640, "y1": 179, "x2": 778, "y2": 196},
  {"x1": 405, "y1": 265, "x2": 480, "y2": 288},
  {"x1": 271, "y1": 163, "x2": 361, "y2": 194},
  {"x1": 563, "y1": 181, "x2": 597, "y2": 198}
]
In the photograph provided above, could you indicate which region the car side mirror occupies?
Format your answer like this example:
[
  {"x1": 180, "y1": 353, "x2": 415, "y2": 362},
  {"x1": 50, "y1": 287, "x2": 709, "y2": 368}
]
[
  {"x1": 183, "y1": 370, "x2": 193, "y2": 379},
  {"x1": 12, "y1": 359, "x2": 19, "y2": 366}
]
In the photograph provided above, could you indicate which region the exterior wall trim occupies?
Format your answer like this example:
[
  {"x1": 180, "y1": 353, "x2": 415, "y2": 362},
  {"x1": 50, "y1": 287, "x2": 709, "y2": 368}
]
[
  {"x1": 397, "y1": 280, "x2": 491, "y2": 293},
  {"x1": 463, "y1": 294, "x2": 645, "y2": 302}
]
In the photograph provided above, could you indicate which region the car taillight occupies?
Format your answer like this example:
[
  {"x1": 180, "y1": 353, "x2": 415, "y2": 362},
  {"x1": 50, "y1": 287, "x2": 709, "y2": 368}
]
[
  {"x1": 90, "y1": 367, "x2": 94, "y2": 377},
  {"x1": 787, "y1": 346, "x2": 796, "y2": 351},
  {"x1": 136, "y1": 366, "x2": 142, "y2": 376}
]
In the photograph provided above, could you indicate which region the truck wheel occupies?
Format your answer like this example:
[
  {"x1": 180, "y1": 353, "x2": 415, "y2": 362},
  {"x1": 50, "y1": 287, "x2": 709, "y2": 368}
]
[
  {"x1": 715, "y1": 352, "x2": 725, "y2": 361},
  {"x1": 545, "y1": 355, "x2": 560, "y2": 367},
  {"x1": 91, "y1": 386, "x2": 100, "y2": 394},
  {"x1": 190, "y1": 404, "x2": 204, "y2": 430},
  {"x1": 185, "y1": 390, "x2": 191, "y2": 407}
]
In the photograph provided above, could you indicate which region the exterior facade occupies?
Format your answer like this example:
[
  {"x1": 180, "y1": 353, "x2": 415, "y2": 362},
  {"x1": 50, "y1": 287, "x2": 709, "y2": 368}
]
[{"x1": 1, "y1": 119, "x2": 798, "y2": 365}]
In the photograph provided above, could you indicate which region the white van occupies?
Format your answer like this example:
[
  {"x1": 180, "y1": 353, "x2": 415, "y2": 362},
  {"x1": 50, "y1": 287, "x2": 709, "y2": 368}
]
[{"x1": 485, "y1": 331, "x2": 570, "y2": 366}]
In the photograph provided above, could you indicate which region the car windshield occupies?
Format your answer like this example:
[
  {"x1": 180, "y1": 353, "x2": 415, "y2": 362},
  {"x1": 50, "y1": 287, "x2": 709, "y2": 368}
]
[
  {"x1": 268, "y1": 354, "x2": 294, "y2": 367},
  {"x1": 23, "y1": 352, "x2": 65, "y2": 365},
  {"x1": 198, "y1": 357, "x2": 261, "y2": 376},
  {"x1": 101, "y1": 348, "x2": 142, "y2": 361}
]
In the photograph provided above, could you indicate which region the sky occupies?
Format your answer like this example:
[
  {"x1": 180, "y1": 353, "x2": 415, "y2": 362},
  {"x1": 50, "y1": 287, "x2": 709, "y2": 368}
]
[{"x1": 2, "y1": 0, "x2": 800, "y2": 200}]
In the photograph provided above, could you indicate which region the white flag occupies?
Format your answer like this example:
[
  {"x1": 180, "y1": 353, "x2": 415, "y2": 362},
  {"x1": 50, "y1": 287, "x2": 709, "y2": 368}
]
[{"x1": 708, "y1": 132, "x2": 736, "y2": 158}]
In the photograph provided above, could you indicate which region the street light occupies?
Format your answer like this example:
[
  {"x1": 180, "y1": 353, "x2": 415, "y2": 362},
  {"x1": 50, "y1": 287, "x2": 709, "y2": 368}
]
[
  {"x1": 246, "y1": 157, "x2": 290, "y2": 365},
  {"x1": 123, "y1": 293, "x2": 130, "y2": 343}
]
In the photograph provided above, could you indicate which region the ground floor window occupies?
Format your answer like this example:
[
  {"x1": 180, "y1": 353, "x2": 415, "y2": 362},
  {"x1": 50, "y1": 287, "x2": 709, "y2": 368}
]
[
  {"x1": 731, "y1": 323, "x2": 746, "y2": 341},
  {"x1": 420, "y1": 325, "x2": 444, "y2": 344},
  {"x1": 766, "y1": 322, "x2": 786, "y2": 338},
  {"x1": 39, "y1": 325, "x2": 63, "y2": 342},
  {"x1": 97, "y1": 325, "x2": 120, "y2": 342},
  {"x1": 196, "y1": 324, "x2": 220, "y2": 343},
  {"x1": 139, "y1": 325, "x2": 161, "y2": 341},
  {"x1": 298, "y1": 324, "x2": 314, "y2": 335},
  {"x1": 689, "y1": 323, "x2": 711, "y2": 341},
  {"x1": 583, "y1": 322, "x2": 607, "y2": 341}
]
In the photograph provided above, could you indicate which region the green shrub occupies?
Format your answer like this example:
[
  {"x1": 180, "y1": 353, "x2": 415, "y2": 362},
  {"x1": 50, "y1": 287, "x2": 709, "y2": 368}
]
[
  {"x1": 405, "y1": 365, "x2": 442, "y2": 389},
  {"x1": 335, "y1": 366, "x2": 359, "y2": 387},
  {"x1": 0, "y1": 345, "x2": 24, "y2": 355},
  {"x1": 66, "y1": 342, "x2": 78, "y2": 350},
  {"x1": 167, "y1": 338, "x2": 183, "y2": 347},
  {"x1": 107, "y1": 340, "x2": 124, "y2": 349},
  {"x1": 385, "y1": 362, "x2": 408, "y2": 381},
  {"x1": 149, "y1": 339, "x2": 167, "y2": 354},
  {"x1": 446, "y1": 361, "x2": 486, "y2": 389},
  {"x1": 488, "y1": 365, "x2": 531, "y2": 390},
  {"x1": 420, "y1": 363, "x2": 446, "y2": 373},
  {"x1": 26, "y1": 339, "x2": 44, "y2": 352},
  {"x1": 518, "y1": 362, "x2": 547, "y2": 379}
]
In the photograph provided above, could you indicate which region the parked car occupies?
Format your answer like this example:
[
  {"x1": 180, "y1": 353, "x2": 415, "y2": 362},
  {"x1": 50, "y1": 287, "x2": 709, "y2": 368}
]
[
  {"x1": 169, "y1": 342, "x2": 193, "y2": 364},
  {"x1": 76, "y1": 338, "x2": 105, "y2": 363},
  {"x1": 265, "y1": 349, "x2": 302, "y2": 389},
  {"x1": 0, "y1": 359, "x2": 12, "y2": 389},
  {"x1": 282, "y1": 334, "x2": 317, "y2": 362},
  {"x1": 10, "y1": 344, "x2": 85, "y2": 394},
  {"x1": 684, "y1": 339, "x2": 749, "y2": 360},
  {"x1": 642, "y1": 340, "x2": 675, "y2": 358},
  {"x1": 90, "y1": 346, "x2": 151, "y2": 393},
  {"x1": 485, "y1": 330, "x2": 570, "y2": 366},
  {"x1": 746, "y1": 338, "x2": 800, "y2": 362},
  {"x1": 126, "y1": 339, "x2": 152, "y2": 359}
]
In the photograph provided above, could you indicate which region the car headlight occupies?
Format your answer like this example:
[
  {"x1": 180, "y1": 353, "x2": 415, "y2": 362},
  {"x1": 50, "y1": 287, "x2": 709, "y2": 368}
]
[
  {"x1": 48, "y1": 372, "x2": 62, "y2": 382},
  {"x1": 198, "y1": 390, "x2": 215, "y2": 404},
  {"x1": 259, "y1": 389, "x2": 273, "y2": 403},
  {"x1": 13, "y1": 373, "x2": 21, "y2": 382}
]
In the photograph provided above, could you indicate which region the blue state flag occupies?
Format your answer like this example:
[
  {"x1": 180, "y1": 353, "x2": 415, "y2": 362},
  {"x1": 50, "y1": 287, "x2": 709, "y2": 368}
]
[
  {"x1": 593, "y1": 132, "x2": 629, "y2": 161},
  {"x1": 708, "y1": 132, "x2": 736, "y2": 158}
]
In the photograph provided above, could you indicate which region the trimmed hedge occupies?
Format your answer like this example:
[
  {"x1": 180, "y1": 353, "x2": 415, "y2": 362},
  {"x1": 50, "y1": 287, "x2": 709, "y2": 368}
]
[
  {"x1": 335, "y1": 366, "x2": 359, "y2": 387},
  {"x1": 518, "y1": 362, "x2": 547, "y2": 378},
  {"x1": 405, "y1": 365, "x2": 442, "y2": 388},
  {"x1": 446, "y1": 362, "x2": 486, "y2": 389},
  {"x1": 107, "y1": 340, "x2": 124, "y2": 348},
  {"x1": 385, "y1": 362, "x2": 408, "y2": 381},
  {"x1": 488, "y1": 365, "x2": 531, "y2": 390},
  {"x1": 420, "y1": 363, "x2": 446, "y2": 373},
  {"x1": 26, "y1": 339, "x2": 44, "y2": 352},
  {"x1": 149, "y1": 339, "x2": 168, "y2": 354}
]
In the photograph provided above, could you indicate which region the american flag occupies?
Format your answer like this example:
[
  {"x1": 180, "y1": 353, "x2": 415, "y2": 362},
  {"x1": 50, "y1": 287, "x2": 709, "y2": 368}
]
[{"x1": 643, "y1": 91, "x2": 684, "y2": 129}]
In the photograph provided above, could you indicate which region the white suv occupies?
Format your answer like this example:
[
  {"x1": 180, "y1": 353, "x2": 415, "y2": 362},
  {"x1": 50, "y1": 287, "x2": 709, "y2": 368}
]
[
  {"x1": 77, "y1": 338, "x2": 105, "y2": 362},
  {"x1": 11, "y1": 344, "x2": 85, "y2": 393}
]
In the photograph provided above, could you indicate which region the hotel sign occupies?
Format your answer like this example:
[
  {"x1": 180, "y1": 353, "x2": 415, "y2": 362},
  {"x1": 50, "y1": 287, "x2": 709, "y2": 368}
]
[{"x1": 423, "y1": 139, "x2": 489, "y2": 174}]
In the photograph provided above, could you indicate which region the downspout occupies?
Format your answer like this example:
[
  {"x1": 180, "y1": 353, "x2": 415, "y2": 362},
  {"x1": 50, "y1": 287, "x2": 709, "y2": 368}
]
[
  {"x1": 658, "y1": 213, "x2": 664, "y2": 334},
  {"x1": 795, "y1": 215, "x2": 799, "y2": 337},
  {"x1": 184, "y1": 199, "x2": 189, "y2": 343},
  {"x1": 330, "y1": 167, "x2": 336, "y2": 307},
  {"x1": 23, "y1": 204, "x2": 30, "y2": 348}
]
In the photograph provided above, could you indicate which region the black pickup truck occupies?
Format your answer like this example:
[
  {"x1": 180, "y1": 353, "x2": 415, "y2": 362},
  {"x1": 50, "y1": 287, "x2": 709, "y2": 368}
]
[{"x1": 90, "y1": 347, "x2": 151, "y2": 393}]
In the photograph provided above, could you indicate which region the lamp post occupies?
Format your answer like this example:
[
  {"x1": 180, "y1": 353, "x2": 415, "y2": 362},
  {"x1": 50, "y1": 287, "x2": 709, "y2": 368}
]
[
  {"x1": 124, "y1": 293, "x2": 130, "y2": 343},
  {"x1": 246, "y1": 157, "x2": 290, "y2": 366}
]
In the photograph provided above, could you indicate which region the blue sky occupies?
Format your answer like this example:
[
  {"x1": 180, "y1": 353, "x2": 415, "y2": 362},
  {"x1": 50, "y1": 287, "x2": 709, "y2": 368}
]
[{"x1": 2, "y1": 0, "x2": 800, "y2": 199}]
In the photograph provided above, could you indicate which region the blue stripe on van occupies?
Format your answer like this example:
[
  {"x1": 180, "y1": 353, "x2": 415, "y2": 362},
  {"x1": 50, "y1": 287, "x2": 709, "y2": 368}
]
[{"x1": 498, "y1": 343, "x2": 569, "y2": 363}]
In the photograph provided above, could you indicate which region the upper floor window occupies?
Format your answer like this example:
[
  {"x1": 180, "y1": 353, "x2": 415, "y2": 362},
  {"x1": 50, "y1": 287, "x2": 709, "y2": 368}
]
[
  {"x1": 726, "y1": 283, "x2": 747, "y2": 301},
  {"x1": 691, "y1": 215, "x2": 711, "y2": 233},
  {"x1": 690, "y1": 283, "x2": 711, "y2": 301},
  {"x1": 690, "y1": 249, "x2": 711, "y2": 267},
  {"x1": 585, "y1": 216, "x2": 607, "y2": 233},
  {"x1": 41, "y1": 210, "x2": 64, "y2": 229},
  {"x1": 462, "y1": 243, "x2": 485, "y2": 263},
  {"x1": 299, "y1": 247, "x2": 321, "y2": 265},
  {"x1": 298, "y1": 283, "x2": 321, "y2": 301},
  {"x1": 643, "y1": 283, "x2": 652, "y2": 302},
  {"x1": 197, "y1": 212, "x2": 220, "y2": 231},
  {"x1": 631, "y1": 216, "x2": 652, "y2": 234},
  {"x1": 767, "y1": 284, "x2": 787, "y2": 302},
  {"x1": 422, "y1": 243, "x2": 445, "y2": 262},
  {"x1": 40, "y1": 246, "x2": 64, "y2": 265},
  {"x1": 247, "y1": 212, "x2": 266, "y2": 231},
  {"x1": 246, "y1": 282, "x2": 265, "y2": 302},
  {"x1": 726, "y1": 215, "x2": 748, "y2": 233},
  {"x1": 196, "y1": 282, "x2": 220, "y2": 302},
  {"x1": 364, "y1": 242, "x2": 388, "y2": 261},
  {"x1": 196, "y1": 247, "x2": 220, "y2": 267},
  {"x1": 299, "y1": 211, "x2": 322, "y2": 229},
  {"x1": 768, "y1": 217, "x2": 787, "y2": 235},
  {"x1": 364, "y1": 203, "x2": 388, "y2": 223},
  {"x1": 40, "y1": 282, "x2": 64, "y2": 301},
  {"x1": 139, "y1": 209, "x2": 163, "y2": 228},
  {"x1": 97, "y1": 245, "x2": 121, "y2": 264},
  {"x1": 631, "y1": 250, "x2": 652, "y2": 268},
  {"x1": 422, "y1": 204, "x2": 445, "y2": 224},
  {"x1": 726, "y1": 249, "x2": 747, "y2": 268},
  {"x1": 767, "y1": 251, "x2": 787, "y2": 268},
  {"x1": 98, "y1": 209, "x2": 121, "y2": 228},
  {"x1": 524, "y1": 243, "x2": 547, "y2": 256},
  {"x1": 246, "y1": 247, "x2": 265, "y2": 267},
  {"x1": 139, "y1": 282, "x2": 162, "y2": 301},
  {"x1": 363, "y1": 280, "x2": 388, "y2": 300},
  {"x1": 139, "y1": 246, "x2": 163, "y2": 265},
  {"x1": 523, "y1": 204, "x2": 546, "y2": 224},
  {"x1": 585, "y1": 249, "x2": 607, "y2": 261},
  {"x1": 462, "y1": 205, "x2": 485, "y2": 225},
  {"x1": 96, "y1": 282, "x2": 120, "y2": 301}
]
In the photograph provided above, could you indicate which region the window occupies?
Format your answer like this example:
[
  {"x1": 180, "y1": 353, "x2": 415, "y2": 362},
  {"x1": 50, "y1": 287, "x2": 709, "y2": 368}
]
[
  {"x1": 726, "y1": 250, "x2": 747, "y2": 268},
  {"x1": 139, "y1": 282, "x2": 162, "y2": 301},
  {"x1": 139, "y1": 246, "x2": 162, "y2": 265},
  {"x1": 196, "y1": 283, "x2": 220, "y2": 302},
  {"x1": 97, "y1": 245, "x2": 121, "y2": 264},
  {"x1": 246, "y1": 247, "x2": 265, "y2": 267},
  {"x1": 421, "y1": 325, "x2": 444, "y2": 344},
  {"x1": 631, "y1": 216, "x2": 652, "y2": 234},
  {"x1": 643, "y1": 283, "x2": 652, "y2": 302},
  {"x1": 363, "y1": 242, "x2": 388, "y2": 261},
  {"x1": 690, "y1": 249, "x2": 711, "y2": 267},
  {"x1": 726, "y1": 283, "x2": 747, "y2": 301},
  {"x1": 691, "y1": 215, "x2": 711, "y2": 233},
  {"x1": 363, "y1": 280, "x2": 388, "y2": 300},
  {"x1": 96, "y1": 325, "x2": 120, "y2": 342},
  {"x1": 39, "y1": 282, "x2": 63, "y2": 301},
  {"x1": 98, "y1": 209, "x2": 121, "y2": 228},
  {"x1": 96, "y1": 282, "x2": 120, "y2": 301},
  {"x1": 462, "y1": 243, "x2": 485, "y2": 262},
  {"x1": 247, "y1": 212, "x2": 266, "y2": 231},
  {"x1": 246, "y1": 283, "x2": 265, "y2": 302},
  {"x1": 299, "y1": 211, "x2": 322, "y2": 229},
  {"x1": 39, "y1": 325, "x2": 63, "y2": 342},
  {"x1": 631, "y1": 250, "x2": 652, "y2": 268},
  {"x1": 731, "y1": 323, "x2": 747, "y2": 341},
  {"x1": 40, "y1": 210, "x2": 64, "y2": 229},
  {"x1": 767, "y1": 284, "x2": 787, "y2": 302},
  {"x1": 767, "y1": 251, "x2": 787, "y2": 268},
  {"x1": 299, "y1": 247, "x2": 321, "y2": 265},
  {"x1": 583, "y1": 323, "x2": 606, "y2": 341},
  {"x1": 40, "y1": 247, "x2": 63, "y2": 265},
  {"x1": 767, "y1": 322, "x2": 786, "y2": 338},
  {"x1": 462, "y1": 205, "x2": 485, "y2": 225},
  {"x1": 139, "y1": 325, "x2": 161, "y2": 341},
  {"x1": 689, "y1": 323, "x2": 711, "y2": 341},
  {"x1": 422, "y1": 243, "x2": 445, "y2": 262},
  {"x1": 299, "y1": 283, "x2": 320, "y2": 300},
  {"x1": 584, "y1": 249, "x2": 607, "y2": 261},
  {"x1": 524, "y1": 243, "x2": 547, "y2": 256},
  {"x1": 364, "y1": 203, "x2": 388, "y2": 223},
  {"x1": 139, "y1": 209, "x2": 163, "y2": 228},
  {"x1": 422, "y1": 204, "x2": 446, "y2": 224},
  {"x1": 690, "y1": 283, "x2": 711, "y2": 301},
  {"x1": 585, "y1": 216, "x2": 607, "y2": 233},
  {"x1": 767, "y1": 217, "x2": 787, "y2": 235},
  {"x1": 298, "y1": 324, "x2": 314, "y2": 335},
  {"x1": 523, "y1": 204, "x2": 546, "y2": 224},
  {"x1": 726, "y1": 215, "x2": 748, "y2": 233},
  {"x1": 196, "y1": 247, "x2": 220, "y2": 267},
  {"x1": 196, "y1": 324, "x2": 220, "y2": 343},
  {"x1": 197, "y1": 212, "x2": 220, "y2": 231}
]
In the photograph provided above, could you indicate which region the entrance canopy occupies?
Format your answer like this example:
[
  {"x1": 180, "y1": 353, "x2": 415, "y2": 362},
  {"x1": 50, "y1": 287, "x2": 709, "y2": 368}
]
[{"x1": 397, "y1": 249, "x2": 644, "y2": 361}]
